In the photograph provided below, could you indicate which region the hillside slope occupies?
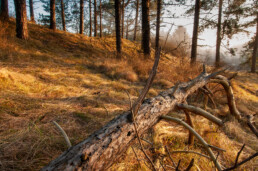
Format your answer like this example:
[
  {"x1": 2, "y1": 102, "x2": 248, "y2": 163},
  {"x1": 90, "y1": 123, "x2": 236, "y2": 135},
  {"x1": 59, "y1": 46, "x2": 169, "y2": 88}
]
[{"x1": 0, "y1": 20, "x2": 257, "y2": 170}]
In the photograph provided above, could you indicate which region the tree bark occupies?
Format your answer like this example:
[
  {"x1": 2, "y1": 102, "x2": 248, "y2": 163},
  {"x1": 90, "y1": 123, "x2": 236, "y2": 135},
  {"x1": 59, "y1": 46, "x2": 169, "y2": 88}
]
[
  {"x1": 215, "y1": 0, "x2": 223, "y2": 67},
  {"x1": 29, "y1": 0, "x2": 35, "y2": 23},
  {"x1": 155, "y1": 0, "x2": 161, "y2": 51},
  {"x1": 133, "y1": 0, "x2": 139, "y2": 41},
  {"x1": 14, "y1": 0, "x2": 28, "y2": 39},
  {"x1": 190, "y1": 0, "x2": 200, "y2": 64},
  {"x1": 61, "y1": 0, "x2": 66, "y2": 31},
  {"x1": 251, "y1": 13, "x2": 258, "y2": 73},
  {"x1": 0, "y1": 0, "x2": 9, "y2": 21},
  {"x1": 80, "y1": 0, "x2": 84, "y2": 34},
  {"x1": 115, "y1": 0, "x2": 121, "y2": 57},
  {"x1": 142, "y1": 0, "x2": 151, "y2": 57},
  {"x1": 94, "y1": 0, "x2": 97, "y2": 37},
  {"x1": 121, "y1": 0, "x2": 124, "y2": 38},
  {"x1": 99, "y1": 0, "x2": 102, "y2": 37},
  {"x1": 89, "y1": 0, "x2": 92, "y2": 37},
  {"x1": 50, "y1": 0, "x2": 56, "y2": 31},
  {"x1": 41, "y1": 70, "x2": 224, "y2": 171}
]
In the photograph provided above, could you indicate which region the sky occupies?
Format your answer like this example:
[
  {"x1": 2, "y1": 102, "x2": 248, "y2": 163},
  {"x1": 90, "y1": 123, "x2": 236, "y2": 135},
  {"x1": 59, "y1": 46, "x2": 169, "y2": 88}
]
[{"x1": 7, "y1": 0, "x2": 256, "y2": 65}]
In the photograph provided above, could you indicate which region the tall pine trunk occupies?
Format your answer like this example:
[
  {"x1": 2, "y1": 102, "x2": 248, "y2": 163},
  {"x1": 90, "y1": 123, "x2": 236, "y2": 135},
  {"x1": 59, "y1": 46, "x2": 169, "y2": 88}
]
[
  {"x1": 61, "y1": 0, "x2": 66, "y2": 31},
  {"x1": 50, "y1": 0, "x2": 56, "y2": 31},
  {"x1": 115, "y1": 0, "x2": 121, "y2": 57},
  {"x1": 80, "y1": 0, "x2": 84, "y2": 34},
  {"x1": 0, "y1": 0, "x2": 9, "y2": 21},
  {"x1": 94, "y1": 0, "x2": 97, "y2": 37},
  {"x1": 133, "y1": 0, "x2": 139, "y2": 41},
  {"x1": 99, "y1": 0, "x2": 102, "y2": 37},
  {"x1": 190, "y1": 0, "x2": 201, "y2": 64},
  {"x1": 215, "y1": 0, "x2": 223, "y2": 67},
  {"x1": 126, "y1": 18, "x2": 129, "y2": 39},
  {"x1": 89, "y1": 0, "x2": 92, "y2": 37},
  {"x1": 142, "y1": 0, "x2": 151, "y2": 57},
  {"x1": 14, "y1": 0, "x2": 28, "y2": 39},
  {"x1": 121, "y1": 0, "x2": 124, "y2": 38},
  {"x1": 251, "y1": 13, "x2": 258, "y2": 73},
  {"x1": 29, "y1": 0, "x2": 35, "y2": 23},
  {"x1": 155, "y1": 0, "x2": 161, "y2": 51}
]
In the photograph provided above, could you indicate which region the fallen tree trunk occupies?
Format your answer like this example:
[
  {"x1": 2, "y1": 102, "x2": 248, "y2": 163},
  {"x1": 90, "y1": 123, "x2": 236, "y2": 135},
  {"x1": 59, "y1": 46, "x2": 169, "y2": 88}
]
[{"x1": 42, "y1": 70, "x2": 224, "y2": 171}]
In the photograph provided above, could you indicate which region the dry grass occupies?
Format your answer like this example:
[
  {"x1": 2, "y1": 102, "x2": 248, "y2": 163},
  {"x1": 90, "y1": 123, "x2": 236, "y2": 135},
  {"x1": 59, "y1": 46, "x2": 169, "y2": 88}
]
[{"x1": 0, "y1": 19, "x2": 257, "y2": 171}]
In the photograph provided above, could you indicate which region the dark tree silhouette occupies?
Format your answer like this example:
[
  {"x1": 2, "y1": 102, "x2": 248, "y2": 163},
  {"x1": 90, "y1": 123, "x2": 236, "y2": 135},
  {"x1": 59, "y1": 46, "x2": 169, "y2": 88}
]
[
  {"x1": 133, "y1": 0, "x2": 139, "y2": 41},
  {"x1": 0, "y1": 0, "x2": 9, "y2": 21},
  {"x1": 155, "y1": 0, "x2": 161, "y2": 51},
  {"x1": 142, "y1": 0, "x2": 151, "y2": 57},
  {"x1": 50, "y1": 0, "x2": 56, "y2": 30},
  {"x1": 80, "y1": 0, "x2": 84, "y2": 34},
  {"x1": 115, "y1": 0, "x2": 121, "y2": 57},
  {"x1": 29, "y1": 0, "x2": 35, "y2": 23},
  {"x1": 215, "y1": 0, "x2": 223, "y2": 66},
  {"x1": 99, "y1": 0, "x2": 102, "y2": 37},
  {"x1": 61, "y1": 0, "x2": 66, "y2": 31},
  {"x1": 94, "y1": 0, "x2": 97, "y2": 37},
  {"x1": 14, "y1": 0, "x2": 28, "y2": 39},
  {"x1": 190, "y1": 0, "x2": 200, "y2": 64},
  {"x1": 251, "y1": 13, "x2": 258, "y2": 73},
  {"x1": 89, "y1": 0, "x2": 92, "y2": 37},
  {"x1": 121, "y1": 0, "x2": 124, "y2": 38}
]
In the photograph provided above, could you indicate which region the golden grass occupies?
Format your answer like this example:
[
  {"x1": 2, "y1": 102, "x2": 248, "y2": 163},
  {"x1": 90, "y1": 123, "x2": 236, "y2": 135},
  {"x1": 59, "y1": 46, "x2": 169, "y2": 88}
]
[{"x1": 0, "y1": 19, "x2": 257, "y2": 170}]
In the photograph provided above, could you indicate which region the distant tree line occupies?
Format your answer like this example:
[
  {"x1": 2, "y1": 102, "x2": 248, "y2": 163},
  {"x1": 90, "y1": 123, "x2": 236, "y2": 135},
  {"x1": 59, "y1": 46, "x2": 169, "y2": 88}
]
[{"x1": 0, "y1": 0, "x2": 257, "y2": 72}]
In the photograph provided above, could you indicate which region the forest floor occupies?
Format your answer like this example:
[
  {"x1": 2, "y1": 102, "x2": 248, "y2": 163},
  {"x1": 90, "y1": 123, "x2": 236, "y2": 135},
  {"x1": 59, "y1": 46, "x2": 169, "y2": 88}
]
[{"x1": 0, "y1": 19, "x2": 257, "y2": 171}]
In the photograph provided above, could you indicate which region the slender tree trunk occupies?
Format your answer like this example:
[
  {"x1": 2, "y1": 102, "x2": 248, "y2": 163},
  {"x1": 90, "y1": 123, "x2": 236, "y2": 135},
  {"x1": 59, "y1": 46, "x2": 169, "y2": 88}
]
[
  {"x1": 126, "y1": 18, "x2": 129, "y2": 39},
  {"x1": 215, "y1": 0, "x2": 223, "y2": 67},
  {"x1": 115, "y1": 0, "x2": 121, "y2": 57},
  {"x1": 190, "y1": 0, "x2": 201, "y2": 64},
  {"x1": 0, "y1": 0, "x2": 9, "y2": 21},
  {"x1": 99, "y1": 0, "x2": 102, "y2": 37},
  {"x1": 80, "y1": 0, "x2": 84, "y2": 34},
  {"x1": 89, "y1": 0, "x2": 92, "y2": 37},
  {"x1": 61, "y1": 0, "x2": 66, "y2": 31},
  {"x1": 50, "y1": 0, "x2": 56, "y2": 31},
  {"x1": 14, "y1": 0, "x2": 28, "y2": 39},
  {"x1": 29, "y1": 0, "x2": 35, "y2": 23},
  {"x1": 155, "y1": 0, "x2": 161, "y2": 51},
  {"x1": 121, "y1": 0, "x2": 125, "y2": 38},
  {"x1": 94, "y1": 0, "x2": 97, "y2": 37},
  {"x1": 133, "y1": 0, "x2": 139, "y2": 41},
  {"x1": 251, "y1": 13, "x2": 258, "y2": 73},
  {"x1": 142, "y1": 0, "x2": 151, "y2": 57}
]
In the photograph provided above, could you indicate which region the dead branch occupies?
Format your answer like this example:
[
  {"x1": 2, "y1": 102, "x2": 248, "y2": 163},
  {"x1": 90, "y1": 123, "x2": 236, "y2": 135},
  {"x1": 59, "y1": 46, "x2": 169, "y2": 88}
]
[
  {"x1": 184, "y1": 159, "x2": 194, "y2": 171},
  {"x1": 131, "y1": 146, "x2": 142, "y2": 169},
  {"x1": 52, "y1": 121, "x2": 72, "y2": 148},
  {"x1": 246, "y1": 115, "x2": 258, "y2": 138},
  {"x1": 177, "y1": 103, "x2": 223, "y2": 126},
  {"x1": 183, "y1": 109, "x2": 194, "y2": 145},
  {"x1": 165, "y1": 145, "x2": 177, "y2": 168},
  {"x1": 42, "y1": 69, "x2": 227, "y2": 171},
  {"x1": 175, "y1": 159, "x2": 181, "y2": 171},
  {"x1": 160, "y1": 116, "x2": 222, "y2": 171}
]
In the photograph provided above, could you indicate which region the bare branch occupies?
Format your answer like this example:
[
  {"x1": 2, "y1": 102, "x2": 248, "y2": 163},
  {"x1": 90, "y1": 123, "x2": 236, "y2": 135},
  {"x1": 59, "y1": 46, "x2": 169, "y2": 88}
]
[
  {"x1": 184, "y1": 158, "x2": 194, "y2": 171},
  {"x1": 52, "y1": 121, "x2": 72, "y2": 148},
  {"x1": 165, "y1": 145, "x2": 177, "y2": 168},
  {"x1": 168, "y1": 150, "x2": 210, "y2": 159},
  {"x1": 161, "y1": 116, "x2": 222, "y2": 171}
]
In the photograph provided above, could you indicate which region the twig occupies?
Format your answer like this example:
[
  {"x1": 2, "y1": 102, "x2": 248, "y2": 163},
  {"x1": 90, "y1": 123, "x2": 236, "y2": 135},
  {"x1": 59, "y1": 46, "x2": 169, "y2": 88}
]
[
  {"x1": 165, "y1": 145, "x2": 177, "y2": 168},
  {"x1": 161, "y1": 116, "x2": 222, "y2": 171},
  {"x1": 234, "y1": 144, "x2": 245, "y2": 167},
  {"x1": 183, "y1": 109, "x2": 194, "y2": 145},
  {"x1": 175, "y1": 159, "x2": 181, "y2": 171},
  {"x1": 131, "y1": 146, "x2": 142, "y2": 169},
  {"x1": 208, "y1": 144, "x2": 226, "y2": 152},
  {"x1": 52, "y1": 121, "x2": 72, "y2": 148},
  {"x1": 184, "y1": 159, "x2": 194, "y2": 171},
  {"x1": 168, "y1": 150, "x2": 210, "y2": 159}
]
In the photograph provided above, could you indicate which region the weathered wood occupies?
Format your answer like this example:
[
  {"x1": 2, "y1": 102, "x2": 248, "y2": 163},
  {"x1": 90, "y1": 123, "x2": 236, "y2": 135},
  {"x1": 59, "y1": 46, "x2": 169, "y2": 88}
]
[{"x1": 42, "y1": 71, "x2": 224, "y2": 171}]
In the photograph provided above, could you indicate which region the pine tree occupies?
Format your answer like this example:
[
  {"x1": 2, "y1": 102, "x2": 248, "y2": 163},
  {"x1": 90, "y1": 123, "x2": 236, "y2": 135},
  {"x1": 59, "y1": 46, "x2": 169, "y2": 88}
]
[
  {"x1": 50, "y1": 0, "x2": 56, "y2": 30},
  {"x1": 115, "y1": 0, "x2": 121, "y2": 57},
  {"x1": 0, "y1": 0, "x2": 9, "y2": 21},
  {"x1": 14, "y1": 0, "x2": 28, "y2": 39},
  {"x1": 142, "y1": 0, "x2": 151, "y2": 57}
]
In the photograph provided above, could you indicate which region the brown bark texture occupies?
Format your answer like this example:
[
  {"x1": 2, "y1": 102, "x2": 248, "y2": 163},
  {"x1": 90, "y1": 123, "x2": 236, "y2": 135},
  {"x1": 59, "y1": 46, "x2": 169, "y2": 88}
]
[
  {"x1": 251, "y1": 13, "x2": 258, "y2": 73},
  {"x1": 115, "y1": 0, "x2": 121, "y2": 56},
  {"x1": 29, "y1": 0, "x2": 35, "y2": 23},
  {"x1": 61, "y1": 0, "x2": 66, "y2": 31},
  {"x1": 215, "y1": 0, "x2": 223, "y2": 66},
  {"x1": 190, "y1": 0, "x2": 200, "y2": 64},
  {"x1": 133, "y1": 0, "x2": 139, "y2": 41},
  {"x1": 14, "y1": 0, "x2": 28, "y2": 39},
  {"x1": 0, "y1": 0, "x2": 8, "y2": 20},
  {"x1": 41, "y1": 70, "x2": 224, "y2": 171},
  {"x1": 89, "y1": 0, "x2": 92, "y2": 37},
  {"x1": 94, "y1": 0, "x2": 97, "y2": 37},
  {"x1": 142, "y1": 0, "x2": 151, "y2": 57},
  {"x1": 99, "y1": 0, "x2": 102, "y2": 37}
]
